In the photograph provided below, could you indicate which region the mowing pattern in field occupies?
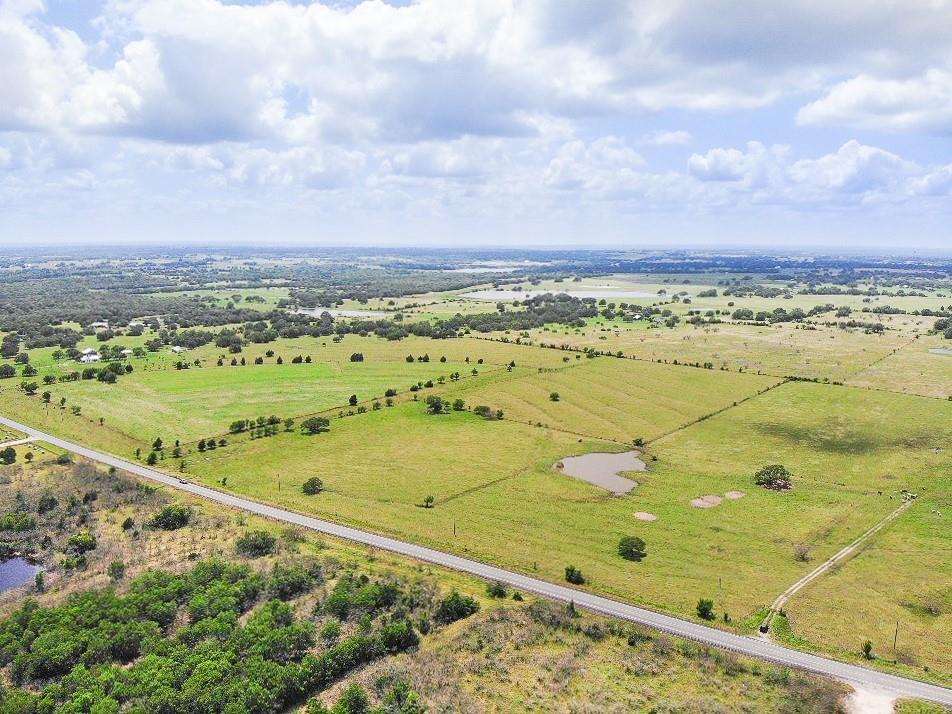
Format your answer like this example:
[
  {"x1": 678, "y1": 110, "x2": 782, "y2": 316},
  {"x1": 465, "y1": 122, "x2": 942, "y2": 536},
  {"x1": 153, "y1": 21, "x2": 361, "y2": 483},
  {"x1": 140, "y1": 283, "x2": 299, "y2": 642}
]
[
  {"x1": 447, "y1": 356, "x2": 780, "y2": 443},
  {"x1": 47, "y1": 360, "x2": 481, "y2": 443},
  {"x1": 846, "y1": 336, "x2": 952, "y2": 400},
  {"x1": 182, "y1": 373, "x2": 951, "y2": 683},
  {"x1": 786, "y1": 492, "x2": 952, "y2": 677},
  {"x1": 526, "y1": 322, "x2": 910, "y2": 381},
  {"x1": 2, "y1": 334, "x2": 573, "y2": 447}
]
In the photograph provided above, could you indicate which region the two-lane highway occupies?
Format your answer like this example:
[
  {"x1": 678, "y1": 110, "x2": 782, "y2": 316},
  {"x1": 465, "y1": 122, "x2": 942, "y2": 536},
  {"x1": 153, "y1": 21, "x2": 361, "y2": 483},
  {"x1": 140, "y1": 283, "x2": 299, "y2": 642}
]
[{"x1": 1, "y1": 413, "x2": 949, "y2": 707}]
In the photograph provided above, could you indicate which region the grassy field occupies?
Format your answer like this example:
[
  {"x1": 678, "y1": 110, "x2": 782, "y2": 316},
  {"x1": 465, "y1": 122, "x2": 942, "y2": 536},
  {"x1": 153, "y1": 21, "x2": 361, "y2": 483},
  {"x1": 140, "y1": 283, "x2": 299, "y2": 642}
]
[
  {"x1": 523, "y1": 320, "x2": 912, "y2": 381},
  {"x1": 786, "y1": 490, "x2": 951, "y2": 676},
  {"x1": 2, "y1": 314, "x2": 950, "y2": 685},
  {"x1": 445, "y1": 355, "x2": 779, "y2": 443},
  {"x1": 44, "y1": 359, "x2": 482, "y2": 443},
  {"x1": 1, "y1": 333, "x2": 572, "y2": 450},
  {"x1": 178, "y1": 373, "x2": 952, "y2": 681},
  {"x1": 846, "y1": 335, "x2": 952, "y2": 399},
  {"x1": 0, "y1": 456, "x2": 858, "y2": 713}
]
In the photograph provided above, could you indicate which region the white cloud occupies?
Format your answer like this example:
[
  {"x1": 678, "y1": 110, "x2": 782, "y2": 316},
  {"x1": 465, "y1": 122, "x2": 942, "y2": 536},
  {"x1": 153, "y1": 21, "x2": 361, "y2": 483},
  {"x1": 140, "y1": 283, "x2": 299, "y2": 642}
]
[
  {"x1": 789, "y1": 140, "x2": 914, "y2": 193},
  {"x1": 2, "y1": 1, "x2": 952, "y2": 245},
  {"x1": 5, "y1": 0, "x2": 952, "y2": 143},
  {"x1": 797, "y1": 69, "x2": 952, "y2": 134},
  {"x1": 544, "y1": 137, "x2": 645, "y2": 190},
  {"x1": 642, "y1": 130, "x2": 692, "y2": 146}
]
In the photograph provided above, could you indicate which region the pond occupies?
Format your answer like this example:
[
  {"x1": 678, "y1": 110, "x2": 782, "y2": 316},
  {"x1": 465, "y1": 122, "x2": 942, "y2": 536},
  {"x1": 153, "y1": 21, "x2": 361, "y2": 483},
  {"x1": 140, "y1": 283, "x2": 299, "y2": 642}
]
[
  {"x1": 0, "y1": 558, "x2": 41, "y2": 592},
  {"x1": 555, "y1": 450, "x2": 646, "y2": 495}
]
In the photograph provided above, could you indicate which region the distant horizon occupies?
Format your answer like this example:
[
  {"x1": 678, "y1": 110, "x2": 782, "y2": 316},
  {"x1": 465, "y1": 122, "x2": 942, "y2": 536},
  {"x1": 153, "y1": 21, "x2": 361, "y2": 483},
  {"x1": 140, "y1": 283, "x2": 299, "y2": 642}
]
[{"x1": 4, "y1": 242, "x2": 952, "y2": 259}]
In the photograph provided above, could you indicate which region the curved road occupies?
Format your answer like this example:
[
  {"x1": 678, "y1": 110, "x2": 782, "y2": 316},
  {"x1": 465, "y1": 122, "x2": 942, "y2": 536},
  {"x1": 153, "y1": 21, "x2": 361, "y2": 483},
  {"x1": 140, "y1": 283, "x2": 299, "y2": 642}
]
[{"x1": 2, "y1": 414, "x2": 949, "y2": 707}]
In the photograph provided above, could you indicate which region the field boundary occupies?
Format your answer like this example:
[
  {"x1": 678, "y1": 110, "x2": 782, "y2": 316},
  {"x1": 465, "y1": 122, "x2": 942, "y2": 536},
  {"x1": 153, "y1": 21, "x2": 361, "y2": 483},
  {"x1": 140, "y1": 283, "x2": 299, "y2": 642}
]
[{"x1": 1, "y1": 412, "x2": 949, "y2": 706}]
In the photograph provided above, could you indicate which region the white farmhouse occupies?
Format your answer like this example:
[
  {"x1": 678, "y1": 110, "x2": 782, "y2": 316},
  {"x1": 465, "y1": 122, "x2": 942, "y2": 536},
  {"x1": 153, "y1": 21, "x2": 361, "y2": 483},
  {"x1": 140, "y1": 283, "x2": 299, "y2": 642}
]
[
  {"x1": 171, "y1": 345, "x2": 187, "y2": 354},
  {"x1": 79, "y1": 348, "x2": 101, "y2": 363}
]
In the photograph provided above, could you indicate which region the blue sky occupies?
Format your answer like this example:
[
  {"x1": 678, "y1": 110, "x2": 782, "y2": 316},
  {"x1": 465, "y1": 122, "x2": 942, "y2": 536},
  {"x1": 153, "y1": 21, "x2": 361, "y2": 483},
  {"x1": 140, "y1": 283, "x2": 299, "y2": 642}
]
[{"x1": 1, "y1": 0, "x2": 951, "y2": 249}]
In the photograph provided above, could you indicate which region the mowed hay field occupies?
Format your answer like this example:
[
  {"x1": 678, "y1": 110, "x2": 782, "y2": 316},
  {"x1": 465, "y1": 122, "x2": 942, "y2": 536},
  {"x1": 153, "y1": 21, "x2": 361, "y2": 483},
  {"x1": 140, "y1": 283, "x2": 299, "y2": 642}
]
[
  {"x1": 183, "y1": 365, "x2": 951, "y2": 678},
  {"x1": 788, "y1": 491, "x2": 951, "y2": 677},
  {"x1": 528, "y1": 321, "x2": 911, "y2": 381},
  {"x1": 846, "y1": 336, "x2": 952, "y2": 399},
  {"x1": 187, "y1": 399, "x2": 595, "y2": 513},
  {"x1": 45, "y1": 359, "x2": 483, "y2": 443},
  {"x1": 446, "y1": 356, "x2": 780, "y2": 443},
  {"x1": 1, "y1": 334, "x2": 570, "y2": 450}
]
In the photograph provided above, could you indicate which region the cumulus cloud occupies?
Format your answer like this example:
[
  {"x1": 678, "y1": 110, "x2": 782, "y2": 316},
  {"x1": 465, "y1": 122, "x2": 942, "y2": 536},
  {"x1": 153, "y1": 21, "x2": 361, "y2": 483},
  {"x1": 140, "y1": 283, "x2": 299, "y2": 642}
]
[
  {"x1": 642, "y1": 130, "x2": 692, "y2": 146},
  {"x1": 544, "y1": 137, "x2": 645, "y2": 190},
  {"x1": 4, "y1": 0, "x2": 951, "y2": 142},
  {"x1": 797, "y1": 69, "x2": 952, "y2": 134},
  {"x1": 2, "y1": 0, "x2": 952, "y2": 244}
]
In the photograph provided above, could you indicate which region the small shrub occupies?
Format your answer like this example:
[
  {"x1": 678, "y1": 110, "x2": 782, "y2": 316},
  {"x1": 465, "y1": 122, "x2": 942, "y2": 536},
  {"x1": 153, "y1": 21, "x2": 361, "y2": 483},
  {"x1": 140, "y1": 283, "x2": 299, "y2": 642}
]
[
  {"x1": 107, "y1": 560, "x2": 126, "y2": 580},
  {"x1": 564, "y1": 565, "x2": 585, "y2": 585},
  {"x1": 148, "y1": 504, "x2": 192, "y2": 530},
  {"x1": 236, "y1": 529, "x2": 277, "y2": 557},
  {"x1": 697, "y1": 598, "x2": 715, "y2": 620},
  {"x1": 617, "y1": 535, "x2": 647, "y2": 562},
  {"x1": 793, "y1": 543, "x2": 811, "y2": 562},
  {"x1": 435, "y1": 591, "x2": 480, "y2": 624},
  {"x1": 754, "y1": 464, "x2": 793, "y2": 490},
  {"x1": 302, "y1": 477, "x2": 324, "y2": 495},
  {"x1": 486, "y1": 581, "x2": 508, "y2": 598}
]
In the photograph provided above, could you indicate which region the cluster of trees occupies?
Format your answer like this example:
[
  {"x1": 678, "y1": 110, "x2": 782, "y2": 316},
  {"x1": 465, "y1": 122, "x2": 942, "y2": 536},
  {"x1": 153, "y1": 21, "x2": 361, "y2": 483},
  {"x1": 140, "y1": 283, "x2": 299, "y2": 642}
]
[
  {"x1": 1, "y1": 333, "x2": 20, "y2": 357},
  {"x1": 423, "y1": 396, "x2": 466, "y2": 415},
  {"x1": 0, "y1": 557, "x2": 439, "y2": 712},
  {"x1": 301, "y1": 416, "x2": 331, "y2": 435},
  {"x1": 229, "y1": 415, "x2": 288, "y2": 435},
  {"x1": 935, "y1": 317, "x2": 952, "y2": 339},
  {"x1": 731, "y1": 307, "x2": 808, "y2": 323},
  {"x1": 197, "y1": 437, "x2": 228, "y2": 452},
  {"x1": 472, "y1": 405, "x2": 504, "y2": 420}
]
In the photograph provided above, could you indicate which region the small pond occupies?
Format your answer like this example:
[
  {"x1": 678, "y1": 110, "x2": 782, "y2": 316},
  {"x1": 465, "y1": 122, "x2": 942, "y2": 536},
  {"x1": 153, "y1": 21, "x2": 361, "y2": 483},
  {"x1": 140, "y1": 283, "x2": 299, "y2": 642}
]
[
  {"x1": 0, "y1": 558, "x2": 41, "y2": 592},
  {"x1": 555, "y1": 450, "x2": 646, "y2": 495}
]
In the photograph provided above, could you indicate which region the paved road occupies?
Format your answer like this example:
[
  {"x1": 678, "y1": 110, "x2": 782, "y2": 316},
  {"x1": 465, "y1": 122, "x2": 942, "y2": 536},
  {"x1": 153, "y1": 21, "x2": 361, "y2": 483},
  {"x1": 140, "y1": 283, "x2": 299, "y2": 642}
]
[{"x1": 2, "y1": 413, "x2": 950, "y2": 707}]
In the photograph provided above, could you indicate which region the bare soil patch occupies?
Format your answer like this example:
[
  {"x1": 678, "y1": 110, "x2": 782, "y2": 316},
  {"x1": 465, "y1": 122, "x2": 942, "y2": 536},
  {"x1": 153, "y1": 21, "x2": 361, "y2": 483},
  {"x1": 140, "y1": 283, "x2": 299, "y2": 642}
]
[
  {"x1": 724, "y1": 490, "x2": 746, "y2": 500},
  {"x1": 633, "y1": 512, "x2": 657, "y2": 521},
  {"x1": 690, "y1": 494, "x2": 723, "y2": 508}
]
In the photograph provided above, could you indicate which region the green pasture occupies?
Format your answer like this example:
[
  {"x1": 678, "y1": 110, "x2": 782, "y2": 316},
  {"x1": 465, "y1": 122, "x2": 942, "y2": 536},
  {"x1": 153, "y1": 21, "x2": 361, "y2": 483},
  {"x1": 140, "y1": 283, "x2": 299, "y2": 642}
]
[
  {"x1": 445, "y1": 356, "x2": 779, "y2": 443},
  {"x1": 522, "y1": 320, "x2": 911, "y2": 381},
  {"x1": 181, "y1": 375, "x2": 951, "y2": 679}
]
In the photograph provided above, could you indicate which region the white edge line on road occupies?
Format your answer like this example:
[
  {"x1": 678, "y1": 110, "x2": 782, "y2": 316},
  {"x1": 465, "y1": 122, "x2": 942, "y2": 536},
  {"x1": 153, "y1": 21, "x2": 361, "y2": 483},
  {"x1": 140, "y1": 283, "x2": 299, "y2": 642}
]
[{"x1": 1, "y1": 413, "x2": 949, "y2": 706}]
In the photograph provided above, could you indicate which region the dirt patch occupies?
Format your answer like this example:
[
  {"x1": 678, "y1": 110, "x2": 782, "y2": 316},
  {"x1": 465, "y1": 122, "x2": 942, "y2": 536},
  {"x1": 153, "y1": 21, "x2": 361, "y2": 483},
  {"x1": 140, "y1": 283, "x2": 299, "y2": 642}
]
[
  {"x1": 690, "y1": 495, "x2": 723, "y2": 508},
  {"x1": 633, "y1": 512, "x2": 657, "y2": 521},
  {"x1": 842, "y1": 685, "x2": 896, "y2": 714},
  {"x1": 724, "y1": 490, "x2": 746, "y2": 500},
  {"x1": 555, "y1": 450, "x2": 645, "y2": 495}
]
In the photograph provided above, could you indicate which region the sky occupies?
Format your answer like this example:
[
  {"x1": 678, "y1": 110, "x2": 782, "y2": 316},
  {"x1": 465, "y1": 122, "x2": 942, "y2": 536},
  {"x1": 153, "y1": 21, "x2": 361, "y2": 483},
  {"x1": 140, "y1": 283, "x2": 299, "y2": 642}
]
[{"x1": 1, "y1": 0, "x2": 952, "y2": 249}]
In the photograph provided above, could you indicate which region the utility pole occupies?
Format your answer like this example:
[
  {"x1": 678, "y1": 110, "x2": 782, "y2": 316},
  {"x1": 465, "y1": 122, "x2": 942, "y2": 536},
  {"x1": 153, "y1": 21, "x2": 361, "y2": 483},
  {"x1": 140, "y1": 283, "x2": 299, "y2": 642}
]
[{"x1": 893, "y1": 621, "x2": 899, "y2": 658}]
